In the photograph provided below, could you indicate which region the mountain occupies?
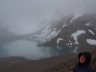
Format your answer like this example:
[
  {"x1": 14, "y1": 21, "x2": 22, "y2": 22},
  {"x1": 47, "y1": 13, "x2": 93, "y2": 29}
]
[{"x1": 29, "y1": 13, "x2": 96, "y2": 46}]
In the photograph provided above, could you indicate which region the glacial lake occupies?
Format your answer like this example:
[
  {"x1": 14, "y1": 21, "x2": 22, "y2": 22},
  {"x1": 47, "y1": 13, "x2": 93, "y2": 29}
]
[{"x1": 0, "y1": 39, "x2": 79, "y2": 60}]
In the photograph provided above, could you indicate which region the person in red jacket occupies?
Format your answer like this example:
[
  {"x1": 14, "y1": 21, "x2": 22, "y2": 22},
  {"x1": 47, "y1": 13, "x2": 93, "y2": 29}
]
[{"x1": 73, "y1": 52, "x2": 94, "y2": 72}]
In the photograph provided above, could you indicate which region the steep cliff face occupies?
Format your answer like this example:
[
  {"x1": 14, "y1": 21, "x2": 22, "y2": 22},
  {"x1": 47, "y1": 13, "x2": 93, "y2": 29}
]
[{"x1": 32, "y1": 13, "x2": 96, "y2": 46}]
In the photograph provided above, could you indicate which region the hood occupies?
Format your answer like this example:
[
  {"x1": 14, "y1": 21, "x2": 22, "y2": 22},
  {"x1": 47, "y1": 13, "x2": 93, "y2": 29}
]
[{"x1": 78, "y1": 52, "x2": 91, "y2": 64}]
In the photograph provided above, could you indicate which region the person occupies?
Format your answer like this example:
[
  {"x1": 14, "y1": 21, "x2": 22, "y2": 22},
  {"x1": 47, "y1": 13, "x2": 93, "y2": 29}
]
[{"x1": 73, "y1": 52, "x2": 94, "y2": 72}]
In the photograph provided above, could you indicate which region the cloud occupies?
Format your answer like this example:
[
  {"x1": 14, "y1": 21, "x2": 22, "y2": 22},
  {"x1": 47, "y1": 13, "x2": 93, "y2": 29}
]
[{"x1": 0, "y1": 0, "x2": 96, "y2": 34}]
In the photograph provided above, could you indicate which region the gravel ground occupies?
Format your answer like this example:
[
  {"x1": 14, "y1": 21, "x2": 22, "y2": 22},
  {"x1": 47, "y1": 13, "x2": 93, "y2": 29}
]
[
  {"x1": 0, "y1": 47, "x2": 96, "y2": 72},
  {"x1": 44, "y1": 50, "x2": 96, "y2": 72}
]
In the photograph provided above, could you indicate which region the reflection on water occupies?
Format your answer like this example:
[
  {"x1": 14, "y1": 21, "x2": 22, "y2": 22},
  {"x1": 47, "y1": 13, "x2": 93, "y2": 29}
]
[{"x1": 0, "y1": 39, "x2": 78, "y2": 60}]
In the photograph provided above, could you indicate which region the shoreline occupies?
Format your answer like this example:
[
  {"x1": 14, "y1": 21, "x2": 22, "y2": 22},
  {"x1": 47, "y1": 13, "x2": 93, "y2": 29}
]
[
  {"x1": 0, "y1": 47, "x2": 96, "y2": 72},
  {"x1": 0, "y1": 53, "x2": 78, "y2": 72}
]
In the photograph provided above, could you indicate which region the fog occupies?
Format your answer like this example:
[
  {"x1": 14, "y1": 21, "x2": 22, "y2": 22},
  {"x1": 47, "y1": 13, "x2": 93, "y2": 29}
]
[{"x1": 0, "y1": 0, "x2": 96, "y2": 35}]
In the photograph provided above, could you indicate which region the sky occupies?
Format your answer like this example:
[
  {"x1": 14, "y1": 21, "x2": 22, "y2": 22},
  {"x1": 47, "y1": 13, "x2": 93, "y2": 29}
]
[{"x1": 0, "y1": 0, "x2": 96, "y2": 35}]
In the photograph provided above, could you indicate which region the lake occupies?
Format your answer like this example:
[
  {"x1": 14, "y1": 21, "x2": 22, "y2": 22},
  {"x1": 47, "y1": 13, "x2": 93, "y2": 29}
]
[{"x1": 0, "y1": 38, "x2": 78, "y2": 60}]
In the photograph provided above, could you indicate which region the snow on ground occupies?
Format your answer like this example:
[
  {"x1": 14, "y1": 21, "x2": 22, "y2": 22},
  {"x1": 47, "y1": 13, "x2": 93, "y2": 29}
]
[
  {"x1": 46, "y1": 31, "x2": 57, "y2": 38},
  {"x1": 85, "y1": 21, "x2": 92, "y2": 26},
  {"x1": 86, "y1": 39, "x2": 96, "y2": 45},
  {"x1": 35, "y1": 23, "x2": 62, "y2": 39},
  {"x1": 70, "y1": 14, "x2": 82, "y2": 23},
  {"x1": 62, "y1": 24, "x2": 66, "y2": 28},
  {"x1": 57, "y1": 38, "x2": 63, "y2": 44},
  {"x1": 48, "y1": 30, "x2": 61, "y2": 40},
  {"x1": 41, "y1": 25, "x2": 51, "y2": 37},
  {"x1": 88, "y1": 30, "x2": 95, "y2": 35},
  {"x1": 72, "y1": 30, "x2": 86, "y2": 44},
  {"x1": 62, "y1": 22, "x2": 67, "y2": 28},
  {"x1": 85, "y1": 23, "x2": 90, "y2": 26}
]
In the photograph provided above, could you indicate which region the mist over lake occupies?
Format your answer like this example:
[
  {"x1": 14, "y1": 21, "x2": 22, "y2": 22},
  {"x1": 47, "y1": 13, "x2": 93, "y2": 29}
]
[{"x1": 0, "y1": 38, "x2": 78, "y2": 60}]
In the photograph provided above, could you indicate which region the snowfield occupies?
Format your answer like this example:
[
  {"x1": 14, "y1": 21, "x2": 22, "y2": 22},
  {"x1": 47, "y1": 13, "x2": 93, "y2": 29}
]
[
  {"x1": 86, "y1": 39, "x2": 96, "y2": 45},
  {"x1": 57, "y1": 38, "x2": 63, "y2": 44},
  {"x1": 72, "y1": 30, "x2": 86, "y2": 44},
  {"x1": 48, "y1": 30, "x2": 62, "y2": 40},
  {"x1": 46, "y1": 31, "x2": 57, "y2": 38},
  {"x1": 88, "y1": 30, "x2": 95, "y2": 35}
]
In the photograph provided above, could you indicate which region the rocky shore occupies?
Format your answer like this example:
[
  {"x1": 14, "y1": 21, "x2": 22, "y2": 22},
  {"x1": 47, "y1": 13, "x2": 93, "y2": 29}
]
[
  {"x1": 0, "y1": 49, "x2": 96, "y2": 72},
  {"x1": 44, "y1": 50, "x2": 96, "y2": 72}
]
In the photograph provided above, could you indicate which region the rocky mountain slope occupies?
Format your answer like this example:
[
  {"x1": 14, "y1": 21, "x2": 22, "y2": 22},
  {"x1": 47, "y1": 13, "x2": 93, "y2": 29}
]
[{"x1": 29, "y1": 13, "x2": 96, "y2": 46}]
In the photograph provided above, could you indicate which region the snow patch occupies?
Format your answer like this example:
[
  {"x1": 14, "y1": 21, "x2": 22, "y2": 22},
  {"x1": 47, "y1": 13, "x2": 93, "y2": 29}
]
[
  {"x1": 70, "y1": 14, "x2": 81, "y2": 23},
  {"x1": 72, "y1": 30, "x2": 86, "y2": 44},
  {"x1": 46, "y1": 31, "x2": 57, "y2": 38},
  {"x1": 86, "y1": 39, "x2": 96, "y2": 45},
  {"x1": 48, "y1": 30, "x2": 61, "y2": 40},
  {"x1": 57, "y1": 38, "x2": 63, "y2": 44},
  {"x1": 85, "y1": 23, "x2": 90, "y2": 26},
  {"x1": 62, "y1": 24, "x2": 66, "y2": 28},
  {"x1": 88, "y1": 30, "x2": 95, "y2": 35},
  {"x1": 62, "y1": 22, "x2": 67, "y2": 28},
  {"x1": 85, "y1": 21, "x2": 92, "y2": 26}
]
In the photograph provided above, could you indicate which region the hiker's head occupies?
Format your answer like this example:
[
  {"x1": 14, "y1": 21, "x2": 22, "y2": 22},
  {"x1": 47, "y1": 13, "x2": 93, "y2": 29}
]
[
  {"x1": 79, "y1": 55, "x2": 86, "y2": 63},
  {"x1": 78, "y1": 52, "x2": 91, "y2": 64}
]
